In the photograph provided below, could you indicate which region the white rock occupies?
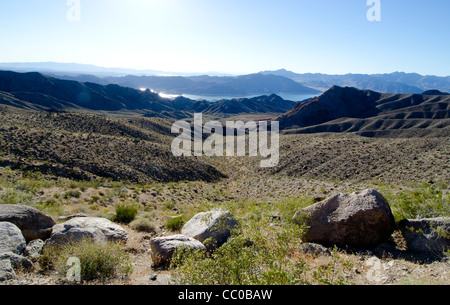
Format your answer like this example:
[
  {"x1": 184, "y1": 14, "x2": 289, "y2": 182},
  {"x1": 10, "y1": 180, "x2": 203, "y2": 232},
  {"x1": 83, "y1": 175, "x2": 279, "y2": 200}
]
[{"x1": 46, "y1": 217, "x2": 128, "y2": 246}]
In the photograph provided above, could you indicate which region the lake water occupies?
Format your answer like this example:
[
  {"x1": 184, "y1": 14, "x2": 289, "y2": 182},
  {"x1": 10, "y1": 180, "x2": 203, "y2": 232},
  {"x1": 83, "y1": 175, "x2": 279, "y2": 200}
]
[
  {"x1": 140, "y1": 88, "x2": 320, "y2": 102},
  {"x1": 182, "y1": 93, "x2": 319, "y2": 102}
]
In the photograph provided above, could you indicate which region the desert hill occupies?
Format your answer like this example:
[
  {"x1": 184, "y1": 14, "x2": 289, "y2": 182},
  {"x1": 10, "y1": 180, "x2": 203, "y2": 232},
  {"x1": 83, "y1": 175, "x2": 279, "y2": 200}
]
[
  {"x1": 0, "y1": 70, "x2": 296, "y2": 119},
  {"x1": 0, "y1": 104, "x2": 226, "y2": 184},
  {"x1": 277, "y1": 86, "x2": 450, "y2": 137}
]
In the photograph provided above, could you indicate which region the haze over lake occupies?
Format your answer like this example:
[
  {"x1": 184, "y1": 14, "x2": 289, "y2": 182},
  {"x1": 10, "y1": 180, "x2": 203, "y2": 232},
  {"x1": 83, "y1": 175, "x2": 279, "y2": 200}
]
[{"x1": 182, "y1": 93, "x2": 319, "y2": 102}]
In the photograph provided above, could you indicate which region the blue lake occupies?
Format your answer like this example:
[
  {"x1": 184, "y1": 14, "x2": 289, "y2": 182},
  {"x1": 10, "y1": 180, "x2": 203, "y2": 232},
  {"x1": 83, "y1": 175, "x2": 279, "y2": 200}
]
[
  {"x1": 182, "y1": 93, "x2": 319, "y2": 102},
  {"x1": 142, "y1": 88, "x2": 320, "y2": 103}
]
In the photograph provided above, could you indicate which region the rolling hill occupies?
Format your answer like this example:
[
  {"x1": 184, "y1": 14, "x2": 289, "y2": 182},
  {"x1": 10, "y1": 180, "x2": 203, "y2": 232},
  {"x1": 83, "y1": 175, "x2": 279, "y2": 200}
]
[
  {"x1": 277, "y1": 86, "x2": 450, "y2": 137},
  {"x1": 0, "y1": 104, "x2": 226, "y2": 183}
]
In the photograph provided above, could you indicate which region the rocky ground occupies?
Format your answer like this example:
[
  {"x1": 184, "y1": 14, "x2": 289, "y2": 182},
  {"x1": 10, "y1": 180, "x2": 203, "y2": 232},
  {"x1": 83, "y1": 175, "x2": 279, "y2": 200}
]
[
  {"x1": 2, "y1": 228, "x2": 448, "y2": 286},
  {"x1": 0, "y1": 134, "x2": 448, "y2": 285}
]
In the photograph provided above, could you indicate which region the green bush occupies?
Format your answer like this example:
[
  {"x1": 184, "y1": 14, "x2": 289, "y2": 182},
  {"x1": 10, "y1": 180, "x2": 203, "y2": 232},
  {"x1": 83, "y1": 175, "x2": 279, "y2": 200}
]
[
  {"x1": 388, "y1": 184, "x2": 449, "y2": 222},
  {"x1": 165, "y1": 216, "x2": 185, "y2": 231},
  {"x1": 170, "y1": 221, "x2": 309, "y2": 285},
  {"x1": 33, "y1": 197, "x2": 63, "y2": 215},
  {"x1": 113, "y1": 201, "x2": 138, "y2": 224},
  {"x1": 130, "y1": 217, "x2": 156, "y2": 232},
  {"x1": 43, "y1": 239, "x2": 133, "y2": 282},
  {"x1": 64, "y1": 190, "x2": 81, "y2": 199},
  {"x1": 0, "y1": 189, "x2": 33, "y2": 205}
]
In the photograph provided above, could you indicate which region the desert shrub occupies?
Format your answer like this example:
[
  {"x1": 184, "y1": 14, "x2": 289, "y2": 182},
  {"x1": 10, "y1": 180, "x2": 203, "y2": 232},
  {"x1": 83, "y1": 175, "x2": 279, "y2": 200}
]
[
  {"x1": 165, "y1": 216, "x2": 185, "y2": 231},
  {"x1": 388, "y1": 184, "x2": 449, "y2": 221},
  {"x1": 170, "y1": 221, "x2": 309, "y2": 285},
  {"x1": 64, "y1": 190, "x2": 81, "y2": 199},
  {"x1": 15, "y1": 177, "x2": 53, "y2": 194},
  {"x1": 89, "y1": 195, "x2": 100, "y2": 204},
  {"x1": 33, "y1": 197, "x2": 64, "y2": 215},
  {"x1": 113, "y1": 201, "x2": 139, "y2": 224},
  {"x1": 0, "y1": 189, "x2": 33, "y2": 205},
  {"x1": 276, "y1": 196, "x2": 315, "y2": 222},
  {"x1": 130, "y1": 217, "x2": 156, "y2": 232},
  {"x1": 163, "y1": 200, "x2": 177, "y2": 211},
  {"x1": 312, "y1": 247, "x2": 354, "y2": 285},
  {"x1": 43, "y1": 239, "x2": 133, "y2": 282}
]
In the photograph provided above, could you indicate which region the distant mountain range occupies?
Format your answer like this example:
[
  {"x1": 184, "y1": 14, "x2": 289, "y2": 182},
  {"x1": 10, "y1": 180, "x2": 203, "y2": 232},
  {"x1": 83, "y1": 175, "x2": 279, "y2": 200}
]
[
  {"x1": 261, "y1": 69, "x2": 450, "y2": 94},
  {"x1": 2, "y1": 62, "x2": 449, "y2": 96},
  {"x1": 0, "y1": 69, "x2": 448, "y2": 138},
  {"x1": 48, "y1": 73, "x2": 321, "y2": 97},
  {"x1": 277, "y1": 86, "x2": 450, "y2": 137},
  {"x1": 0, "y1": 70, "x2": 296, "y2": 118},
  {"x1": 0, "y1": 62, "x2": 226, "y2": 77}
]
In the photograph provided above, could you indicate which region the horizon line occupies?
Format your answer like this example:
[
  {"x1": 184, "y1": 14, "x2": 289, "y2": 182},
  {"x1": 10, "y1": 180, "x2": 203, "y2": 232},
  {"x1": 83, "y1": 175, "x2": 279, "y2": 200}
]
[{"x1": 0, "y1": 61, "x2": 449, "y2": 78}]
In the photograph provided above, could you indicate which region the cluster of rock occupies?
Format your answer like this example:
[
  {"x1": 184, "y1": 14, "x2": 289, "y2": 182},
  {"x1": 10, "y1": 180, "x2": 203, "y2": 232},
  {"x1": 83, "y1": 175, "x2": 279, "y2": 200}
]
[
  {"x1": 150, "y1": 209, "x2": 239, "y2": 267},
  {"x1": 1, "y1": 188, "x2": 449, "y2": 281},
  {"x1": 150, "y1": 189, "x2": 449, "y2": 268},
  {"x1": 0, "y1": 204, "x2": 128, "y2": 281}
]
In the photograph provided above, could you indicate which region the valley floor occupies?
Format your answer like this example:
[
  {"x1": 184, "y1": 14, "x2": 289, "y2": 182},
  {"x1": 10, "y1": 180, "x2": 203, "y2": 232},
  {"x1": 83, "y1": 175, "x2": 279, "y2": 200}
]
[{"x1": 0, "y1": 133, "x2": 449, "y2": 285}]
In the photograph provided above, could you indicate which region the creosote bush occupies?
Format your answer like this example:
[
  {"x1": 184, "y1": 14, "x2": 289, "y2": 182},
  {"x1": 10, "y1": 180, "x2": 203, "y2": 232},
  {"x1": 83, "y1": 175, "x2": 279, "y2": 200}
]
[
  {"x1": 385, "y1": 183, "x2": 449, "y2": 222},
  {"x1": 41, "y1": 239, "x2": 133, "y2": 282},
  {"x1": 170, "y1": 220, "x2": 310, "y2": 285},
  {"x1": 64, "y1": 190, "x2": 81, "y2": 199},
  {"x1": 129, "y1": 217, "x2": 156, "y2": 233},
  {"x1": 165, "y1": 216, "x2": 185, "y2": 231},
  {"x1": 113, "y1": 200, "x2": 139, "y2": 224}
]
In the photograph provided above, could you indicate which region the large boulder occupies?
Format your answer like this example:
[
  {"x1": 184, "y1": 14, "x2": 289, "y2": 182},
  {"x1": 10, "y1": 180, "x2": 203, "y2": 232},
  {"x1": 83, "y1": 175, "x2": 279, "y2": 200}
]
[
  {"x1": 0, "y1": 222, "x2": 27, "y2": 282},
  {"x1": 399, "y1": 217, "x2": 450, "y2": 253},
  {"x1": 0, "y1": 252, "x2": 33, "y2": 271},
  {"x1": 181, "y1": 209, "x2": 239, "y2": 249},
  {"x1": 0, "y1": 222, "x2": 26, "y2": 255},
  {"x1": 293, "y1": 189, "x2": 396, "y2": 249},
  {"x1": 0, "y1": 259, "x2": 15, "y2": 282},
  {"x1": 45, "y1": 217, "x2": 128, "y2": 246},
  {"x1": 0, "y1": 205, "x2": 56, "y2": 242},
  {"x1": 150, "y1": 234, "x2": 206, "y2": 267}
]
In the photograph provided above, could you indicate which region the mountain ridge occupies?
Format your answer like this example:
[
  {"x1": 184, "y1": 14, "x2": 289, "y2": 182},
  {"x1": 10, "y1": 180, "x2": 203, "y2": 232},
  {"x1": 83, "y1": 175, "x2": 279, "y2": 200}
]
[
  {"x1": 0, "y1": 70, "x2": 297, "y2": 118},
  {"x1": 261, "y1": 69, "x2": 450, "y2": 94},
  {"x1": 51, "y1": 73, "x2": 321, "y2": 96},
  {"x1": 277, "y1": 86, "x2": 450, "y2": 137}
]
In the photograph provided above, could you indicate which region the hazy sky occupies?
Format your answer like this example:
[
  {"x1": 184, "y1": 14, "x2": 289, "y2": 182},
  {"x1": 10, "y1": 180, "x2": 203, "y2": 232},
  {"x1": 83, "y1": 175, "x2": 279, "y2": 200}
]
[{"x1": 0, "y1": 0, "x2": 449, "y2": 75}]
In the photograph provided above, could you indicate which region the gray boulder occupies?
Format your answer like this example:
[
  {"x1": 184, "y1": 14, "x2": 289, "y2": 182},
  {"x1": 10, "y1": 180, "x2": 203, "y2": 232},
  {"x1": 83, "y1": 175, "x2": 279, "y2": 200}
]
[
  {"x1": 24, "y1": 239, "x2": 45, "y2": 261},
  {"x1": 399, "y1": 217, "x2": 450, "y2": 253},
  {"x1": 0, "y1": 252, "x2": 33, "y2": 271},
  {"x1": 150, "y1": 234, "x2": 206, "y2": 267},
  {"x1": 58, "y1": 213, "x2": 88, "y2": 221},
  {"x1": 298, "y1": 242, "x2": 331, "y2": 257},
  {"x1": 0, "y1": 222, "x2": 26, "y2": 255},
  {"x1": 0, "y1": 259, "x2": 15, "y2": 282},
  {"x1": 0, "y1": 205, "x2": 56, "y2": 242},
  {"x1": 181, "y1": 209, "x2": 239, "y2": 249},
  {"x1": 293, "y1": 189, "x2": 396, "y2": 249},
  {"x1": 45, "y1": 217, "x2": 128, "y2": 246}
]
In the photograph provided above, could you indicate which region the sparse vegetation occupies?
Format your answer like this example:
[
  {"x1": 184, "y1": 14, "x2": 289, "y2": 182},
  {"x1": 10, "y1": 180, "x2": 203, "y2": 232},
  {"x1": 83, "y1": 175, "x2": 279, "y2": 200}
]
[
  {"x1": 387, "y1": 183, "x2": 449, "y2": 222},
  {"x1": 41, "y1": 239, "x2": 133, "y2": 282},
  {"x1": 0, "y1": 104, "x2": 448, "y2": 286}
]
